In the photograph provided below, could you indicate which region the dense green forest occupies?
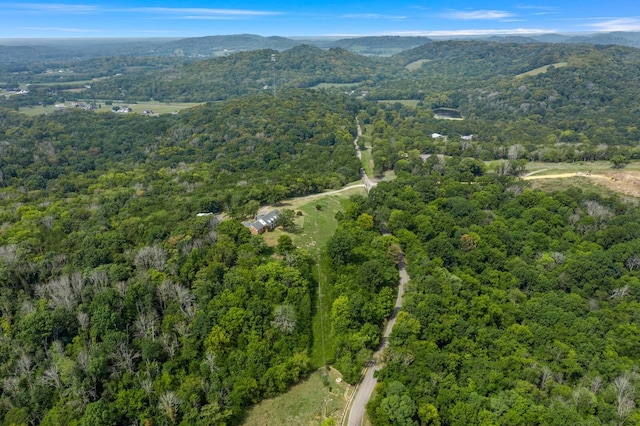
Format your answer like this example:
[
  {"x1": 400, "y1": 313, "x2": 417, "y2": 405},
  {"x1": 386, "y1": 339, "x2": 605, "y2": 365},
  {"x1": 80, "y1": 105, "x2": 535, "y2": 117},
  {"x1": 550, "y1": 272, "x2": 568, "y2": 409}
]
[
  {"x1": 351, "y1": 170, "x2": 640, "y2": 425},
  {"x1": 3, "y1": 36, "x2": 640, "y2": 425},
  {"x1": 0, "y1": 90, "x2": 365, "y2": 425},
  {"x1": 7, "y1": 39, "x2": 640, "y2": 161}
]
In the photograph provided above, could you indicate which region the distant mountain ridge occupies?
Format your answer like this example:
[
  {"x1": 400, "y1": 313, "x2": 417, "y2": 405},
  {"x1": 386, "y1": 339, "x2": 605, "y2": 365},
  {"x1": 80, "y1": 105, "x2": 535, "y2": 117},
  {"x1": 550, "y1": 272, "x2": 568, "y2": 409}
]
[
  {"x1": 3, "y1": 32, "x2": 640, "y2": 63},
  {"x1": 153, "y1": 34, "x2": 302, "y2": 57},
  {"x1": 446, "y1": 32, "x2": 640, "y2": 48}
]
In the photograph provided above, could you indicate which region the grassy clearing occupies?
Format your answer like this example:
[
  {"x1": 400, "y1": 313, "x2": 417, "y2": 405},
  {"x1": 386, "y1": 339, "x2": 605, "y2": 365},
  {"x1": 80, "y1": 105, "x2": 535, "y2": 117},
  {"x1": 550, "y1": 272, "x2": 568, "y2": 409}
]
[
  {"x1": 381, "y1": 170, "x2": 397, "y2": 181},
  {"x1": 527, "y1": 175, "x2": 614, "y2": 196},
  {"x1": 526, "y1": 160, "x2": 640, "y2": 175},
  {"x1": 360, "y1": 147, "x2": 374, "y2": 177},
  {"x1": 405, "y1": 59, "x2": 431, "y2": 71},
  {"x1": 516, "y1": 62, "x2": 567, "y2": 78},
  {"x1": 310, "y1": 82, "x2": 363, "y2": 89},
  {"x1": 18, "y1": 101, "x2": 203, "y2": 116},
  {"x1": 297, "y1": 188, "x2": 365, "y2": 367},
  {"x1": 243, "y1": 368, "x2": 350, "y2": 426},
  {"x1": 294, "y1": 193, "x2": 355, "y2": 250},
  {"x1": 259, "y1": 185, "x2": 366, "y2": 367},
  {"x1": 377, "y1": 99, "x2": 420, "y2": 107},
  {"x1": 359, "y1": 124, "x2": 375, "y2": 176},
  {"x1": 27, "y1": 76, "x2": 112, "y2": 87},
  {"x1": 108, "y1": 101, "x2": 204, "y2": 114}
]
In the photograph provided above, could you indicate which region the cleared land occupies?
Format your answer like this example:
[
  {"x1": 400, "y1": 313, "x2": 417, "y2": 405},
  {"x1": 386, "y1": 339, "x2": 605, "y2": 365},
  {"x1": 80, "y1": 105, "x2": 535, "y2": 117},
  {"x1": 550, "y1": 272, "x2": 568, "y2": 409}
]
[
  {"x1": 524, "y1": 161, "x2": 640, "y2": 198},
  {"x1": 18, "y1": 101, "x2": 203, "y2": 116},
  {"x1": 526, "y1": 160, "x2": 640, "y2": 174},
  {"x1": 405, "y1": 59, "x2": 431, "y2": 71},
  {"x1": 243, "y1": 368, "x2": 350, "y2": 426},
  {"x1": 310, "y1": 82, "x2": 364, "y2": 89},
  {"x1": 359, "y1": 124, "x2": 375, "y2": 176},
  {"x1": 516, "y1": 62, "x2": 568, "y2": 78},
  {"x1": 433, "y1": 107, "x2": 463, "y2": 120},
  {"x1": 377, "y1": 99, "x2": 420, "y2": 107},
  {"x1": 28, "y1": 76, "x2": 111, "y2": 87}
]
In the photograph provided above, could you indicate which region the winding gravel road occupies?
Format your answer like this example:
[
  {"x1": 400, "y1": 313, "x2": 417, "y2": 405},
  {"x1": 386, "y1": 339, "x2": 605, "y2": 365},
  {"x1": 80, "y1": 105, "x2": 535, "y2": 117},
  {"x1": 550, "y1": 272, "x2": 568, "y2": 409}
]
[{"x1": 345, "y1": 254, "x2": 409, "y2": 426}]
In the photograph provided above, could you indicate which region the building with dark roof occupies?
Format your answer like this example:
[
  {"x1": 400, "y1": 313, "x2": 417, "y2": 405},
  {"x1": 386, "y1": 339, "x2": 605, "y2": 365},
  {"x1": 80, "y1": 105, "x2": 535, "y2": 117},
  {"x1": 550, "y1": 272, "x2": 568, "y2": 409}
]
[{"x1": 244, "y1": 210, "x2": 280, "y2": 235}]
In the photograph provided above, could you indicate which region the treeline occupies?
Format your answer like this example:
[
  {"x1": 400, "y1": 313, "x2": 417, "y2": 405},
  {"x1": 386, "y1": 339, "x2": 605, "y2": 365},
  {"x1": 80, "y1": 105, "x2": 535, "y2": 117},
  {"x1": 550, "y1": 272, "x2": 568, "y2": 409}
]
[
  {"x1": 350, "y1": 168, "x2": 640, "y2": 424},
  {"x1": 322, "y1": 201, "x2": 402, "y2": 382}
]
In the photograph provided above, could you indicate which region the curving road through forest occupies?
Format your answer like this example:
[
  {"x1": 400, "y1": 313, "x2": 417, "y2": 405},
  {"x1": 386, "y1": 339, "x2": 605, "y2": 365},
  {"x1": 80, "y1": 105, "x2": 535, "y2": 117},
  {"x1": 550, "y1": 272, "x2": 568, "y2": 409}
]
[{"x1": 345, "y1": 254, "x2": 410, "y2": 426}]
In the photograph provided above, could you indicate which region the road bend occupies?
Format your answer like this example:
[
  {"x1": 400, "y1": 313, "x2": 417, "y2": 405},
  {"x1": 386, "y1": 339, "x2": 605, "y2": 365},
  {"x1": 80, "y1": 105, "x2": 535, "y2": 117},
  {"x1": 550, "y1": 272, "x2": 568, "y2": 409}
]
[{"x1": 345, "y1": 254, "x2": 410, "y2": 426}]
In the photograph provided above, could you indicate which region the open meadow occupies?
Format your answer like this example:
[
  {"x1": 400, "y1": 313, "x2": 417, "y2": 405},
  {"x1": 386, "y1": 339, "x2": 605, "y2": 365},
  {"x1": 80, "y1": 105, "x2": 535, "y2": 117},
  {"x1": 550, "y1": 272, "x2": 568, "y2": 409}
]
[
  {"x1": 377, "y1": 99, "x2": 420, "y2": 107},
  {"x1": 516, "y1": 62, "x2": 568, "y2": 78},
  {"x1": 17, "y1": 100, "x2": 203, "y2": 116},
  {"x1": 107, "y1": 100, "x2": 204, "y2": 114},
  {"x1": 242, "y1": 368, "x2": 350, "y2": 426}
]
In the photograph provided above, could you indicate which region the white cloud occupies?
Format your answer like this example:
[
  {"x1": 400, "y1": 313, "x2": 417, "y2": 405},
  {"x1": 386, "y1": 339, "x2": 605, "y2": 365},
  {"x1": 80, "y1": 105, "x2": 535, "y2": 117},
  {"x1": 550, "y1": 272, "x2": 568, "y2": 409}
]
[
  {"x1": 127, "y1": 7, "x2": 281, "y2": 17},
  {"x1": 133, "y1": 30, "x2": 181, "y2": 34},
  {"x1": 378, "y1": 28, "x2": 554, "y2": 37},
  {"x1": 516, "y1": 5, "x2": 555, "y2": 11},
  {"x1": 18, "y1": 26, "x2": 100, "y2": 32},
  {"x1": 590, "y1": 17, "x2": 640, "y2": 31},
  {"x1": 341, "y1": 13, "x2": 407, "y2": 20},
  {"x1": 3, "y1": 3, "x2": 97, "y2": 13},
  {"x1": 443, "y1": 10, "x2": 516, "y2": 20},
  {"x1": 1, "y1": 3, "x2": 281, "y2": 18}
]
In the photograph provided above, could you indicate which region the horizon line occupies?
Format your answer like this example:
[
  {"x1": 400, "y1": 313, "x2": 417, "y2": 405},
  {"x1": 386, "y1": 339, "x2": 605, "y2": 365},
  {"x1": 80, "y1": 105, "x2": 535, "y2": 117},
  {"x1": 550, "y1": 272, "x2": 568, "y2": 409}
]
[{"x1": 0, "y1": 29, "x2": 620, "y2": 40}]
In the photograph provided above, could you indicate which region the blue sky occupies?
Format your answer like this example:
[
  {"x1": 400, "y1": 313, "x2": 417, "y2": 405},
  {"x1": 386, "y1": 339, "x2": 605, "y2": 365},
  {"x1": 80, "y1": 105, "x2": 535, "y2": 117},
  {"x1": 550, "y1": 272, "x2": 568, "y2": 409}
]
[{"x1": 1, "y1": 1, "x2": 640, "y2": 38}]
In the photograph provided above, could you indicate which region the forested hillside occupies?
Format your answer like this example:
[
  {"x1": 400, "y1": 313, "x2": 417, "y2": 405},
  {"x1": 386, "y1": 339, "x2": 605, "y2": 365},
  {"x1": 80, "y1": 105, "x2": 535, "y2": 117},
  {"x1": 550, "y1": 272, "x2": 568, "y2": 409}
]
[
  {"x1": 3, "y1": 36, "x2": 640, "y2": 425},
  {"x1": 327, "y1": 87, "x2": 640, "y2": 424},
  {"x1": 84, "y1": 46, "x2": 391, "y2": 102},
  {"x1": 350, "y1": 171, "x2": 640, "y2": 425},
  {"x1": 0, "y1": 90, "x2": 364, "y2": 425},
  {"x1": 7, "y1": 38, "x2": 640, "y2": 128}
]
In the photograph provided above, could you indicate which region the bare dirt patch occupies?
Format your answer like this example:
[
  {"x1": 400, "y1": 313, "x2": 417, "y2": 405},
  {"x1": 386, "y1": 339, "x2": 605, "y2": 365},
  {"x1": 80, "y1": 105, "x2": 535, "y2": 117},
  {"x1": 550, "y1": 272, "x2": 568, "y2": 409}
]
[
  {"x1": 524, "y1": 170, "x2": 640, "y2": 198},
  {"x1": 600, "y1": 171, "x2": 640, "y2": 198}
]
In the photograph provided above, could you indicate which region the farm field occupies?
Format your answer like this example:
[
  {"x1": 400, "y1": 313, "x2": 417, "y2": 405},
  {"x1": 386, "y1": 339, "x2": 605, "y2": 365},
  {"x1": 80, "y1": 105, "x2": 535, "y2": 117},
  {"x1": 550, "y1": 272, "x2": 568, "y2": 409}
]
[
  {"x1": 17, "y1": 100, "x2": 203, "y2": 116},
  {"x1": 377, "y1": 99, "x2": 420, "y2": 107}
]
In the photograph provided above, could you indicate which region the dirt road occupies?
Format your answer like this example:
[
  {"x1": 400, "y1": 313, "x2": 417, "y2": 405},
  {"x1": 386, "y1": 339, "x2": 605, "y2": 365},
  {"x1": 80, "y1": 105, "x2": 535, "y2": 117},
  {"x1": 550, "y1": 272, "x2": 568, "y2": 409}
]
[
  {"x1": 345, "y1": 255, "x2": 409, "y2": 426},
  {"x1": 354, "y1": 118, "x2": 363, "y2": 160},
  {"x1": 256, "y1": 184, "x2": 365, "y2": 216},
  {"x1": 523, "y1": 170, "x2": 640, "y2": 198},
  {"x1": 523, "y1": 172, "x2": 608, "y2": 180}
]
